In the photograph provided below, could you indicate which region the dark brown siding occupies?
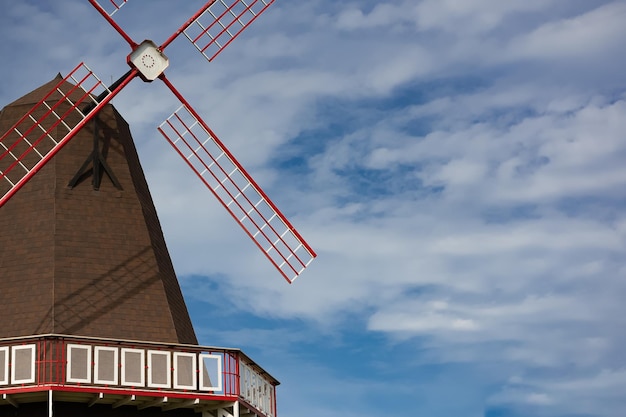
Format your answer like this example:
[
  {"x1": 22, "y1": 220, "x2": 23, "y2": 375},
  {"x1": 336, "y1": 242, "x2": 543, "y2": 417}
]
[{"x1": 0, "y1": 76, "x2": 198, "y2": 345}]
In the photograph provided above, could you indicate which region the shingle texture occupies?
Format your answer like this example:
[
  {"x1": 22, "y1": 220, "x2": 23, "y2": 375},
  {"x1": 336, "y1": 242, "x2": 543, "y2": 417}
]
[{"x1": 0, "y1": 76, "x2": 198, "y2": 345}]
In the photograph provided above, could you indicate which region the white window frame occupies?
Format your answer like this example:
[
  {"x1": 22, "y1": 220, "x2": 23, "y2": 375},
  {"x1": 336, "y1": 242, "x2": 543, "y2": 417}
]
[
  {"x1": 0, "y1": 346, "x2": 9, "y2": 385},
  {"x1": 66, "y1": 344, "x2": 92, "y2": 383},
  {"x1": 11, "y1": 344, "x2": 36, "y2": 384},
  {"x1": 199, "y1": 353, "x2": 222, "y2": 392},
  {"x1": 147, "y1": 350, "x2": 171, "y2": 388},
  {"x1": 121, "y1": 348, "x2": 145, "y2": 387},
  {"x1": 94, "y1": 346, "x2": 119, "y2": 385},
  {"x1": 173, "y1": 352, "x2": 196, "y2": 390}
]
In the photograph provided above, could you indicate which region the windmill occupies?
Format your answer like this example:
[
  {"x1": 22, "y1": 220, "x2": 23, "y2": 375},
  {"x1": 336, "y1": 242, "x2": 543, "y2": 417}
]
[
  {"x1": 0, "y1": 1, "x2": 309, "y2": 415},
  {"x1": 0, "y1": 0, "x2": 316, "y2": 284}
]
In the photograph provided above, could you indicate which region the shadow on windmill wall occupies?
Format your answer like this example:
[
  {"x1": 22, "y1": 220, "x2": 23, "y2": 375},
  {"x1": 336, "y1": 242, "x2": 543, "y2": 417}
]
[
  {"x1": 33, "y1": 245, "x2": 160, "y2": 336},
  {"x1": 67, "y1": 114, "x2": 124, "y2": 192}
]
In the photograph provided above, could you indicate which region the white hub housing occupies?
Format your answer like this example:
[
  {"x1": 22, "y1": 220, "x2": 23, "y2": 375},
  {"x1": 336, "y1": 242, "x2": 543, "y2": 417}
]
[{"x1": 128, "y1": 40, "x2": 169, "y2": 81}]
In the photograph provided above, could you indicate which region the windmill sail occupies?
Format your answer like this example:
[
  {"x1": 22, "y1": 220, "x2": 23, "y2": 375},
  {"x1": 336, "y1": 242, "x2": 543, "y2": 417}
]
[
  {"x1": 158, "y1": 102, "x2": 315, "y2": 283},
  {"x1": 0, "y1": 63, "x2": 135, "y2": 208},
  {"x1": 1, "y1": 0, "x2": 316, "y2": 282},
  {"x1": 183, "y1": 0, "x2": 276, "y2": 62}
]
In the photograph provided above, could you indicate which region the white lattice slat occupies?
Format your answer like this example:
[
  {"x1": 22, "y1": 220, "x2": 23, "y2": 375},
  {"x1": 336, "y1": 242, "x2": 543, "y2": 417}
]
[
  {"x1": 158, "y1": 104, "x2": 315, "y2": 283},
  {"x1": 184, "y1": 0, "x2": 275, "y2": 62}
]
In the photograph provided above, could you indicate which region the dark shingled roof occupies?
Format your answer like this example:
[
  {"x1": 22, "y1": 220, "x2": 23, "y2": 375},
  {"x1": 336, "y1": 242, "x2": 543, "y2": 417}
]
[{"x1": 0, "y1": 76, "x2": 198, "y2": 345}]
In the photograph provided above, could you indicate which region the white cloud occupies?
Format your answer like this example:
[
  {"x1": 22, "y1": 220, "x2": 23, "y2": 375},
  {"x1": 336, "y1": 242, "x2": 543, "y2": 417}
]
[
  {"x1": 507, "y1": 2, "x2": 626, "y2": 60},
  {"x1": 336, "y1": 3, "x2": 407, "y2": 31},
  {"x1": 2, "y1": 1, "x2": 626, "y2": 417}
]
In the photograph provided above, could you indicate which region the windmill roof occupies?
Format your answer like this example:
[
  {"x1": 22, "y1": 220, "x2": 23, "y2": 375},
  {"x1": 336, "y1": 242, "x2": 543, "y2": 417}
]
[
  {"x1": 8, "y1": 73, "x2": 65, "y2": 107},
  {"x1": 0, "y1": 76, "x2": 198, "y2": 345}
]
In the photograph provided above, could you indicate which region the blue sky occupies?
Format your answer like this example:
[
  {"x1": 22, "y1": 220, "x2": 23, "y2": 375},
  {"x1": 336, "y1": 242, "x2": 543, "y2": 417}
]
[{"x1": 1, "y1": 1, "x2": 626, "y2": 416}]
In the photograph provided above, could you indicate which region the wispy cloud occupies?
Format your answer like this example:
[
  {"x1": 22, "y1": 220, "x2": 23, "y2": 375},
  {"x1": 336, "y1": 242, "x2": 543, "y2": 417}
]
[{"x1": 1, "y1": 1, "x2": 625, "y2": 417}]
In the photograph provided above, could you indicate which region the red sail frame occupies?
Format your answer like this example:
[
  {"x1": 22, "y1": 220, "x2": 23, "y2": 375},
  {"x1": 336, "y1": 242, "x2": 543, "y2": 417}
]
[{"x1": 1, "y1": 0, "x2": 316, "y2": 282}]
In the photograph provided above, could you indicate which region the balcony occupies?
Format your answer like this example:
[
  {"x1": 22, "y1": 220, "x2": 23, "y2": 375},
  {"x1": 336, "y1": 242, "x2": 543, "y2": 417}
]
[{"x1": 0, "y1": 334, "x2": 278, "y2": 417}]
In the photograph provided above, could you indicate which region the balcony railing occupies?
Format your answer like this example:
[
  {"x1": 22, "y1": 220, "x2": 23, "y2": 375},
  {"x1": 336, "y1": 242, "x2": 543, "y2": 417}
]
[{"x1": 0, "y1": 334, "x2": 277, "y2": 417}]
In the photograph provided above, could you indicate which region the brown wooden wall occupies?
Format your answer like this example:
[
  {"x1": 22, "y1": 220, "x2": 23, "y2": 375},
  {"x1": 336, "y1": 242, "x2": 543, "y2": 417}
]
[{"x1": 0, "y1": 76, "x2": 197, "y2": 345}]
